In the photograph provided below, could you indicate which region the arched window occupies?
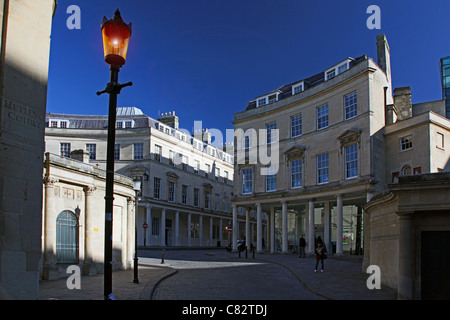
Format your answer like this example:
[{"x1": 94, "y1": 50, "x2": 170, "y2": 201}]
[
  {"x1": 56, "y1": 210, "x2": 79, "y2": 263},
  {"x1": 401, "y1": 165, "x2": 412, "y2": 176}
]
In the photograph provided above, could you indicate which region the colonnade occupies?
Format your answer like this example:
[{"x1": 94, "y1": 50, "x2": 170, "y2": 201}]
[{"x1": 232, "y1": 193, "x2": 373, "y2": 255}]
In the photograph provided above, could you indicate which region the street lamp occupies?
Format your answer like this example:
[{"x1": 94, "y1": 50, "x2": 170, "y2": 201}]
[
  {"x1": 132, "y1": 177, "x2": 141, "y2": 284},
  {"x1": 97, "y1": 9, "x2": 132, "y2": 300}
]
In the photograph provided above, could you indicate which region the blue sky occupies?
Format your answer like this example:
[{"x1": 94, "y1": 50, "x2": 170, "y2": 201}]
[{"x1": 47, "y1": 0, "x2": 450, "y2": 145}]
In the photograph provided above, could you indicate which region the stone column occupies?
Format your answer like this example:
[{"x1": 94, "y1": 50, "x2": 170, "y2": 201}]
[
  {"x1": 209, "y1": 216, "x2": 213, "y2": 246},
  {"x1": 245, "y1": 208, "x2": 251, "y2": 250},
  {"x1": 199, "y1": 214, "x2": 203, "y2": 247},
  {"x1": 270, "y1": 207, "x2": 275, "y2": 253},
  {"x1": 323, "y1": 201, "x2": 331, "y2": 254},
  {"x1": 336, "y1": 194, "x2": 344, "y2": 255},
  {"x1": 187, "y1": 213, "x2": 192, "y2": 247},
  {"x1": 42, "y1": 176, "x2": 59, "y2": 280},
  {"x1": 232, "y1": 204, "x2": 238, "y2": 251},
  {"x1": 146, "y1": 205, "x2": 152, "y2": 247},
  {"x1": 256, "y1": 202, "x2": 263, "y2": 253},
  {"x1": 308, "y1": 199, "x2": 315, "y2": 254},
  {"x1": 175, "y1": 211, "x2": 180, "y2": 247},
  {"x1": 83, "y1": 186, "x2": 98, "y2": 275},
  {"x1": 161, "y1": 208, "x2": 166, "y2": 247},
  {"x1": 398, "y1": 213, "x2": 413, "y2": 300},
  {"x1": 219, "y1": 218, "x2": 223, "y2": 247},
  {"x1": 281, "y1": 201, "x2": 288, "y2": 253}
]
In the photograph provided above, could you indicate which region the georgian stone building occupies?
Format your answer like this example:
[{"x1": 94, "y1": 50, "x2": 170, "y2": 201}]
[
  {"x1": 44, "y1": 108, "x2": 243, "y2": 249},
  {"x1": 42, "y1": 152, "x2": 136, "y2": 280},
  {"x1": 231, "y1": 34, "x2": 450, "y2": 262}
]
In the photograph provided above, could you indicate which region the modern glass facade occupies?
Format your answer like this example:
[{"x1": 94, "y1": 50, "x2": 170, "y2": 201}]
[{"x1": 440, "y1": 56, "x2": 450, "y2": 119}]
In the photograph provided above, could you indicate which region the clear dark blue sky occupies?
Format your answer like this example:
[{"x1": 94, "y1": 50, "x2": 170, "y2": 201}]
[{"x1": 47, "y1": 0, "x2": 450, "y2": 144}]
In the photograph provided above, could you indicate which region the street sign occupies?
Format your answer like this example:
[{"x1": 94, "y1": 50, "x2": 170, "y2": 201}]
[
  {"x1": 142, "y1": 223, "x2": 148, "y2": 229},
  {"x1": 226, "y1": 226, "x2": 232, "y2": 232}
]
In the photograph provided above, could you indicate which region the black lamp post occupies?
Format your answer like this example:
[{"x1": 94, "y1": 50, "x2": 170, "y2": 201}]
[
  {"x1": 132, "y1": 177, "x2": 141, "y2": 284},
  {"x1": 97, "y1": 9, "x2": 132, "y2": 300}
]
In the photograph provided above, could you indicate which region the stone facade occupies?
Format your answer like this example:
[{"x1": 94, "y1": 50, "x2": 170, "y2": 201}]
[
  {"x1": 44, "y1": 108, "x2": 242, "y2": 249},
  {"x1": 0, "y1": 0, "x2": 56, "y2": 299},
  {"x1": 42, "y1": 152, "x2": 136, "y2": 281},
  {"x1": 363, "y1": 173, "x2": 450, "y2": 300}
]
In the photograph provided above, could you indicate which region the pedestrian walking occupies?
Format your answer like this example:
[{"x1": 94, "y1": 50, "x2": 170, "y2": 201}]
[
  {"x1": 298, "y1": 235, "x2": 306, "y2": 258},
  {"x1": 314, "y1": 238, "x2": 327, "y2": 272}
]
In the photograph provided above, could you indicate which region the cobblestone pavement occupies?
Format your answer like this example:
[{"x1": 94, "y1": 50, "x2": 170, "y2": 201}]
[{"x1": 39, "y1": 248, "x2": 397, "y2": 300}]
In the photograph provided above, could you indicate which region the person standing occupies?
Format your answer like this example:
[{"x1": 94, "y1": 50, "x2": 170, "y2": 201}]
[
  {"x1": 298, "y1": 235, "x2": 306, "y2": 258},
  {"x1": 314, "y1": 238, "x2": 327, "y2": 272}
]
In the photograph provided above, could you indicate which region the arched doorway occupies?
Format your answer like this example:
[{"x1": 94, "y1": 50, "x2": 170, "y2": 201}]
[{"x1": 56, "y1": 210, "x2": 79, "y2": 264}]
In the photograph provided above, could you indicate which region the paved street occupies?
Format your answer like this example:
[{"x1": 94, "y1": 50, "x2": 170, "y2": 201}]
[{"x1": 39, "y1": 249, "x2": 397, "y2": 301}]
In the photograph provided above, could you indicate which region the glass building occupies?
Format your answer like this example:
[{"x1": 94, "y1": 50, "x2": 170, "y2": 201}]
[{"x1": 440, "y1": 56, "x2": 450, "y2": 119}]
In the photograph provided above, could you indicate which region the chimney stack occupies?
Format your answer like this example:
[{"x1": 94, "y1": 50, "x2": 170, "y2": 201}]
[{"x1": 376, "y1": 34, "x2": 392, "y2": 83}]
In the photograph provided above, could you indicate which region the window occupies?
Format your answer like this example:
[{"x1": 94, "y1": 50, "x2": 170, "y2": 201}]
[
  {"x1": 257, "y1": 97, "x2": 267, "y2": 107},
  {"x1": 224, "y1": 171, "x2": 229, "y2": 184},
  {"x1": 153, "y1": 177, "x2": 161, "y2": 199},
  {"x1": 317, "y1": 153, "x2": 329, "y2": 184},
  {"x1": 50, "y1": 121, "x2": 58, "y2": 128},
  {"x1": 291, "y1": 114, "x2": 302, "y2": 137},
  {"x1": 114, "y1": 144, "x2": 120, "y2": 160},
  {"x1": 291, "y1": 159, "x2": 302, "y2": 188},
  {"x1": 134, "y1": 143, "x2": 144, "y2": 160},
  {"x1": 317, "y1": 105, "x2": 329, "y2": 130},
  {"x1": 401, "y1": 165, "x2": 412, "y2": 176},
  {"x1": 400, "y1": 136, "x2": 412, "y2": 151},
  {"x1": 152, "y1": 217, "x2": 160, "y2": 236},
  {"x1": 266, "y1": 122, "x2": 277, "y2": 144},
  {"x1": 338, "y1": 63, "x2": 348, "y2": 73},
  {"x1": 116, "y1": 121, "x2": 123, "y2": 129},
  {"x1": 194, "y1": 160, "x2": 200, "y2": 175},
  {"x1": 125, "y1": 121, "x2": 132, "y2": 128},
  {"x1": 265, "y1": 166, "x2": 277, "y2": 192},
  {"x1": 268, "y1": 93, "x2": 278, "y2": 103},
  {"x1": 293, "y1": 83, "x2": 304, "y2": 95},
  {"x1": 194, "y1": 188, "x2": 200, "y2": 207},
  {"x1": 215, "y1": 167, "x2": 220, "y2": 181},
  {"x1": 60, "y1": 121, "x2": 68, "y2": 128},
  {"x1": 86, "y1": 144, "x2": 96, "y2": 160},
  {"x1": 326, "y1": 70, "x2": 335, "y2": 80},
  {"x1": 205, "y1": 164, "x2": 210, "y2": 178},
  {"x1": 204, "y1": 190, "x2": 210, "y2": 209},
  {"x1": 344, "y1": 92, "x2": 357, "y2": 120},
  {"x1": 345, "y1": 144, "x2": 358, "y2": 179},
  {"x1": 436, "y1": 132, "x2": 445, "y2": 149},
  {"x1": 154, "y1": 145, "x2": 162, "y2": 162},
  {"x1": 60, "y1": 143, "x2": 71, "y2": 158},
  {"x1": 168, "y1": 181, "x2": 175, "y2": 202},
  {"x1": 242, "y1": 168, "x2": 253, "y2": 194},
  {"x1": 169, "y1": 150, "x2": 175, "y2": 167},
  {"x1": 182, "y1": 155, "x2": 188, "y2": 171},
  {"x1": 182, "y1": 185, "x2": 188, "y2": 204}
]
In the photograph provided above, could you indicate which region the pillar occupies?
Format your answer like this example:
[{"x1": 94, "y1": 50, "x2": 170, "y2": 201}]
[
  {"x1": 83, "y1": 186, "x2": 98, "y2": 275},
  {"x1": 398, "y1": 213, "x2": 413, "y2": 300},
  {"x1": 232, "y1": 204, "x2": 238, "y2": 251},
  {"x1": 336, "y1": 194, "x2": 343, "y2": 255},
  {"x1": 281, "y1": 201, "x2": 288, "y2": 253},
  {"x1": 219, "y1": 218, "x2": 223, "y2": 246},
  {"x1": 42, "y1": 176, "x2": 59, "y2": 280},
  {"x1": 308, "y1": 199, "x2": 315, "y2": 254},
  {"x1": 256, "y1": 202, "x2": 263, "y2": 253},
  {"x1": 270, "y1": 207, "x2": 275, "y2": 253},
  {"x1": 323, "y1": 201, "x2": 331, "y2": 254},
  {"x1": 209, "y1": 216, "x2": 213, "y2": 246},
  {"x1": 187, "y1": 213, "x2": 192, "y2": 247},
  {"x1": 146, "y1": 205, "x2": 152, "y2": 247},
  {"x1": 175, "y1": 211, "x2": 179, "y2": 247},
  {"x1": 199, "y1": 214, "x2": 203, "y2": 246},
  {"x1": 245, "y1": 208, "x2": 250, "y2": 250},
  {"x1": 161, "y1": 208, "x2": 166, "y2": 247}
]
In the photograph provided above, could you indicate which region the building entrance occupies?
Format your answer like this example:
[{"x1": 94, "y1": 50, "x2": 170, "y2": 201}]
[{"x1": 421, "y1": 231, "x2": 450, "y2": 299}]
